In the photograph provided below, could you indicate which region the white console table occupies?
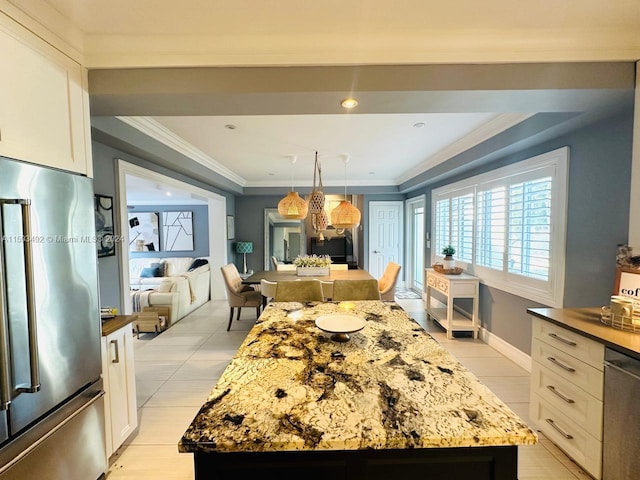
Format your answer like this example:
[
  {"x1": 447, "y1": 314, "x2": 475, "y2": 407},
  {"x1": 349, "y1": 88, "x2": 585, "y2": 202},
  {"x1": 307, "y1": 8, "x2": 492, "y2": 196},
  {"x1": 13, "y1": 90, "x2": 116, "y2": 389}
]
[{"x1": 425, "y1": 268, "x2": 480, "y2": 339}]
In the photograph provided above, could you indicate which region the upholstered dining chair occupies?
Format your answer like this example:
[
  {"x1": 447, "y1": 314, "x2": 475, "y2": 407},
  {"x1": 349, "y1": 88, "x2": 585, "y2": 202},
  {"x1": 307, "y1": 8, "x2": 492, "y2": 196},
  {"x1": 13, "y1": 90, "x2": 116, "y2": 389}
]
[
  {"x1": 331, "y1": 279, "x2": 382, "y2": 301},
  {"x1": 329, "y1": 263, "x2": 349, "y2": 271},
  {"x1": 260, "y1": 279, "x2": 278, "y2": 308},
  {"x1": 378, "y1": 262, "x2": 402, "y2": 301},
  {"x1": 274, "y1": 280, "x2": 324, "y2": 302},
  {"x1": 220, "y1": 264, "x2": 262, "y2": 331},
  {"x1": 320, "y1": 280, "x2": 333, "y2": 301},
  {"x1": 271, "y1": 256, "x2": 279, "y2": 270}
]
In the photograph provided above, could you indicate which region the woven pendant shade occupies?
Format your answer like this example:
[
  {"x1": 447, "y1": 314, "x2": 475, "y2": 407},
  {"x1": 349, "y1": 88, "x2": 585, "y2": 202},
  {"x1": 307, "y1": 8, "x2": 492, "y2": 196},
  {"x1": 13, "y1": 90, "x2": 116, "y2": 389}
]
[
  {"x1": 308, "y1": 152, "x2": 325, "y2": 214},
  {"x1": 278, "y1": 191, "x2": 308, "y2": 220},
  {"x1": 312, "y1": 210, "x2": 329, "y2": 232},
  {"x1": 330, "y1": 200, "x2": 361, "y2": 229}
]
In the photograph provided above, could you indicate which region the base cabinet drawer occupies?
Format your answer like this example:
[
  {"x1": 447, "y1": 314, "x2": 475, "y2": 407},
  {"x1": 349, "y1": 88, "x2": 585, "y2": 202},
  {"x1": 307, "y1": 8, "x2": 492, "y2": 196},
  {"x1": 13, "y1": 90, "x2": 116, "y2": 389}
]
[
  {"x1": 531, "y1": 361, "x2": 603, "y2": 439},
  {"x1": 530, "y1": 394, "x2": 602, "y2": 479},
  {"x1": 532, "y1": 338, "x2": 604, "y2": 399},
  {"x1": 532, "y1": 317, "x2": 604, "y2": 369}
]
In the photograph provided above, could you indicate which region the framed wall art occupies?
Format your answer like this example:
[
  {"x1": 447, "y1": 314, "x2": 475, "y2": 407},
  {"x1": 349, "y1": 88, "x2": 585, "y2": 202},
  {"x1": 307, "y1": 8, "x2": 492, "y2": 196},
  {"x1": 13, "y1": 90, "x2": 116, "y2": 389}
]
[
  {"x1": 163, "y1": 211, "x2": 194, "y2": 251},
  {"x1": 227, "y1": 215, "x2": 235, "y2": 240},
  {"x1": 128, "y1": 212, "x2": 160, "y2": 252},
  {"x1": 95, "y1": 194, "x2": 116, "y2": 258}
]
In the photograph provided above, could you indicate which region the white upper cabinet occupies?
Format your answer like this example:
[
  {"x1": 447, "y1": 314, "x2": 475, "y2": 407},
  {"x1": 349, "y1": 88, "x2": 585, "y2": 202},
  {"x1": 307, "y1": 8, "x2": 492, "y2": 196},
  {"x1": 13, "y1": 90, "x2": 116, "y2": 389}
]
[{"x1": 0, "y1": 14, "x2": 91, "y2": 175}]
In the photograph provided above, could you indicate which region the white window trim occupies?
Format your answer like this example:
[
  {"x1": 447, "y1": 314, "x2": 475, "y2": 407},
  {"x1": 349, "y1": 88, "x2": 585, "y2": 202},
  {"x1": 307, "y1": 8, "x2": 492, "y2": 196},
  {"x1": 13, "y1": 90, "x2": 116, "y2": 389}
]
[
  {"x1": 431, "y1": 147, "x2": 569, "y2": 307},
  {"x1": 405, "y1": 194, "x2": 426, "y2": 292}
]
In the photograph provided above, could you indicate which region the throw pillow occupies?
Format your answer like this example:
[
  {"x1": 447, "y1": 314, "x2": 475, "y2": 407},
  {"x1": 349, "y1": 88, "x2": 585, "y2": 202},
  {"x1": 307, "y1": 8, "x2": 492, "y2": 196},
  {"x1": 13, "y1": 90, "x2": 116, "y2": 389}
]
[
  {"x1": 140, "y1": 264, "x2": 163, "y2": 278},
  {"x1": 150, "y1": 262, "x2": 165, "y2": 276},
  {"x1": 188, "y1": 258, "x2": 209, "y2": 271},
  {"x1": 158, "y1": 279, "x2": 173, "y2": 293}
]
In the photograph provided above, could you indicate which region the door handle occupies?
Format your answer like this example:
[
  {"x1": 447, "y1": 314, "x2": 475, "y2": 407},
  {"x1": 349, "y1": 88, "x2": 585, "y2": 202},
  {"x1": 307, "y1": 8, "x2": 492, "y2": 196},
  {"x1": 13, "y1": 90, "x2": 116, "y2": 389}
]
[
  {"x1": 0, "y1": 205, "x2": 11, "y2": 409},
  {"x1": 111, "y1": 339, "x2": 120, "y2": 364},
  {"x1": 15, "y1": 201, "x2": 40, "y2": 394},
  {"x1": 373, "y1": 250, "x2": 380, "y2": 254}
]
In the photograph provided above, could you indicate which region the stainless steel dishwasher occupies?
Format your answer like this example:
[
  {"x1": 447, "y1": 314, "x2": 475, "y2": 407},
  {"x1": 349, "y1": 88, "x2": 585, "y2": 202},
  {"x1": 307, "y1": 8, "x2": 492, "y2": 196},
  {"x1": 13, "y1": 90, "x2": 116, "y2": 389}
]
[{"x1": 603, "y1": 348, "x2": 640, "y2": 480}]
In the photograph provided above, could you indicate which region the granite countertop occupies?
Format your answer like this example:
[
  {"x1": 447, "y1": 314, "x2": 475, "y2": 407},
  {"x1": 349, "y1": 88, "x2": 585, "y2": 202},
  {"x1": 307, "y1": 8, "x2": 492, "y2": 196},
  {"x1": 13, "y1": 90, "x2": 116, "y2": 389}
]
[
  {"x1": 528, "y1": 307, "x2": 640, "y2": 359},
  {"x1": 179, "y1": 301, "x2": 537, "y2": 454}
]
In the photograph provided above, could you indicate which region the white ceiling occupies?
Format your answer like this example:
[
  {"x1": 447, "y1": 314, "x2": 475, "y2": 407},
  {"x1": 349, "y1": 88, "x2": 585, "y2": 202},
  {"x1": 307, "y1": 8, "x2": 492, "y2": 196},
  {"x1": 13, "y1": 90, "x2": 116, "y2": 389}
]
[
  {"x1": 8, "y1": 1, "x2": 638, "y2": 200},
  {"x1": 144, "y1": 112, "x2": 531, "y2": 187}
]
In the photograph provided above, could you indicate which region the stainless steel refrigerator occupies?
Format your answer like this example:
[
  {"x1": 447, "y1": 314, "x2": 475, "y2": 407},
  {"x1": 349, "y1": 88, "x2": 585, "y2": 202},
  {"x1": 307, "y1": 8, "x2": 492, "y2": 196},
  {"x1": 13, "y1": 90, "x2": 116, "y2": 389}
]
[{"x1": 0, "y1": 156, "x2": 106, "y2": 479}]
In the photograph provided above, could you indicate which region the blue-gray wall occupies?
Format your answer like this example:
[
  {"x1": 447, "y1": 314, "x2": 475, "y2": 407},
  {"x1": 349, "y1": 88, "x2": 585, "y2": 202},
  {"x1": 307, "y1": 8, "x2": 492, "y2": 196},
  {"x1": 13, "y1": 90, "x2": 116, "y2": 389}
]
[
  {"x1": 405, "y1": 109, "x2": 634, "y2": 354},
  {"x1": 128, "y1": 204, "x2": 209, "y2": 259},
  {"x1": 91, "y1": 106, "x2": 633, "y2": 356},
  {"x1": 92, "y1": 140, "x2": 235, "y2": 312},
  {"x1": 234, "y1": 196, "x2": 283, "y2": 273}
]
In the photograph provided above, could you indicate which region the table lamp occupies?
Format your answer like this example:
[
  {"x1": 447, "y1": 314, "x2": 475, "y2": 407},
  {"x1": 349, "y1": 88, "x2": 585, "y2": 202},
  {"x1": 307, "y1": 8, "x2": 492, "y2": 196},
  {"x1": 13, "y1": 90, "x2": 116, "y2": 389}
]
[{"x1": 235, "y1": 241, "x2": 253, "y2": 274}]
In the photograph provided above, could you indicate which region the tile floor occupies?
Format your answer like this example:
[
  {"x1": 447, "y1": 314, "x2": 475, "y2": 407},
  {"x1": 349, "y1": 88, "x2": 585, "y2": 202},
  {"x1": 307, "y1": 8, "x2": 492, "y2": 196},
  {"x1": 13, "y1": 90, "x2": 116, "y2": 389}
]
[{"x1": 106, "y1": 298, "x2": 592, "y2": 479}]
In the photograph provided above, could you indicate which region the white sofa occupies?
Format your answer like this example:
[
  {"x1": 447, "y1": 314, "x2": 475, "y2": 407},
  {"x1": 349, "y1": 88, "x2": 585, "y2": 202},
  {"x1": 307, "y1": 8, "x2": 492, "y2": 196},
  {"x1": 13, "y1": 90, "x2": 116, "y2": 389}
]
[{"x1": 129, "y1": 257, "x2": 211, "y2": 325}]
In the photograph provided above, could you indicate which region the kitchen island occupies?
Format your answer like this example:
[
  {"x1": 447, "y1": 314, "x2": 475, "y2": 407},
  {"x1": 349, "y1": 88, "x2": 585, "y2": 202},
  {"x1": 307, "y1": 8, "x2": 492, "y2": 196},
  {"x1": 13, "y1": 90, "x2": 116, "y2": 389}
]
[{"x1": 179, "y1": 301, "x2": 536, "y2": 479}]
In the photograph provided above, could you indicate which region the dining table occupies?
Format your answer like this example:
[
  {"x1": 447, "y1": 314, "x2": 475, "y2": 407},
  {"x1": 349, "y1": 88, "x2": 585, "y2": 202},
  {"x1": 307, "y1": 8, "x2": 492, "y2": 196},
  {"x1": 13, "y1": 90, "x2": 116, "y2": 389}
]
[
  {"x1": 241, "y1": 268, "x2": 375, "y2": 284},
  {"x1": 179, "y1": 300, "x2": 537, "y2": 479}
]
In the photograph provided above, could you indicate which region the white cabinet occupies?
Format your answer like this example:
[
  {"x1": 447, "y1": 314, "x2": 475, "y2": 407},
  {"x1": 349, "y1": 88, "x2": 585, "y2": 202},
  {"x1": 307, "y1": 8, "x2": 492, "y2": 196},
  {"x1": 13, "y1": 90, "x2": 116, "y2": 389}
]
[
  {"x1": 529, "y1": 317, "x2": 604, "y2": 479},
  {"x1": 425, "y1": 268, "x2": 479, "y2": 339},
  {"x1": 102, "y1": 320, "x2": 138, "y2": 458},
  {"x1": 0, "y1": 14, "x2": 92, "y2": 175}
]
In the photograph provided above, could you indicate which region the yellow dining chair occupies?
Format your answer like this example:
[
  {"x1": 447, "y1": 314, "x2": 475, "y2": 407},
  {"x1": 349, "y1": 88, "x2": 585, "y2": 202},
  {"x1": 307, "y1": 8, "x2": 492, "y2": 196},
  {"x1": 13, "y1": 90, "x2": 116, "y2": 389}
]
[
  {"x1": 274, "y1": 280, "x2": 324, "y2": 302},
  {"x1": 332, "y1": 279, "x2": 381, "y2": 301},
  {"x1": 378, "y1": 262, "x2": 402, "y2": 301},
  {"x1": 220, "y1": 264, "x2": 262, "y2": 331}
]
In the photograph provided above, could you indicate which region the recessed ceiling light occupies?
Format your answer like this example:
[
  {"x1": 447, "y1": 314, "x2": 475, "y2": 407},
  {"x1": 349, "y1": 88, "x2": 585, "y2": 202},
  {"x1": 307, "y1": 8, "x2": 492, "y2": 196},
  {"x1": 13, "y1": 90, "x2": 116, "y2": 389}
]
[
  {"x1": 413, "y1": 122, "x2": 425, "y2": 128},
  {"x1": 341, "y1": 98, "x2": 358, "y2": 109},
  {"x1": 224, "y1": 124, "x2": 236, "y2": 130}
]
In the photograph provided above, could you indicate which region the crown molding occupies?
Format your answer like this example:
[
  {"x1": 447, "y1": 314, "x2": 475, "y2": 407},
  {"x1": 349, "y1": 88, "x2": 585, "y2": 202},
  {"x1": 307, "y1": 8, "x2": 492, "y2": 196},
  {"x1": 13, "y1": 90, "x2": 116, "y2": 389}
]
[
  {"x1": 116, "y1": 116, "x2": 247, "y2": 187},
  {"x1": 397, "y1": 113, "x2": 535, "y2": 184}
]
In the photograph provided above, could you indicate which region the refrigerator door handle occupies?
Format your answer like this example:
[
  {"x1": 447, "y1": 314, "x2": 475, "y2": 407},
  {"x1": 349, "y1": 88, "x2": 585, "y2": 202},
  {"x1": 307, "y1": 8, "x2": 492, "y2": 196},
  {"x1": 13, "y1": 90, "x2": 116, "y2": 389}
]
[
  {"x1": 0, "y1": 204, "x2": 12, "y2": 409},
  {"x1": 15, "y1": 200, "x2": 41, "y2": 394}
]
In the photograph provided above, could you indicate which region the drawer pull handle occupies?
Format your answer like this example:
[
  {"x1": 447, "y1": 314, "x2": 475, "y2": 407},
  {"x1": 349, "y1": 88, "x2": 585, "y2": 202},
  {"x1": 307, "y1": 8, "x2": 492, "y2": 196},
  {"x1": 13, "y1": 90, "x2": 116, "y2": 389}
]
[
  {"x1": 110, "y1": 339, "x2": 120, "y2": 364},
  {"x1": 546, "y1": 385, "x2": 575, "y2": 404},
  {"x1": 546, "y1": 356, "x2": 576, "y2": 373},
  {"x1": 548, "y1": 333, "x2": 577, "y2": 347},
  {"x1": 545, "y1": 418, "x2": 574, "y2": 440}
]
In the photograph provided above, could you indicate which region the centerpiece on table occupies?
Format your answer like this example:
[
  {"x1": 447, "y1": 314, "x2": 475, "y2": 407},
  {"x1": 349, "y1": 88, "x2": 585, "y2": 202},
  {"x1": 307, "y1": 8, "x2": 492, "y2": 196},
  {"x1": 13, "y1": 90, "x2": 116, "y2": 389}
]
[{"x1": 293, "y1": 254, "x2": 332, "y2": 276}]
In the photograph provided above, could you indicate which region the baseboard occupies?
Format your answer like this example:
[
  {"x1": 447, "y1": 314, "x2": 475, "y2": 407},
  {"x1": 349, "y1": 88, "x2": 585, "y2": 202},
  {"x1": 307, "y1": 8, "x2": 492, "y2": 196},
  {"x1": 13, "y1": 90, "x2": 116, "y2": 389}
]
[
  {"x1": 422, "y1": 294, "x2": 531, "y2": 373},
  {"x1": 479, "y1": 328, "x2": 531, "y2": 373}
]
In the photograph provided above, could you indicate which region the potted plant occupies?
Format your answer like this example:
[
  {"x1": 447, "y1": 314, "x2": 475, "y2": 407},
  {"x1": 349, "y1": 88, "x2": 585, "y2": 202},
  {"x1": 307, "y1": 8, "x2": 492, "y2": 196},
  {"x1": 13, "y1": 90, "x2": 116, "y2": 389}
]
[
  {"x1": 293, "y1": 254, "x2": 332, "y2": 276},
  {"x1": 441, "y1": 245, "x2": 456, "y2": 269}
]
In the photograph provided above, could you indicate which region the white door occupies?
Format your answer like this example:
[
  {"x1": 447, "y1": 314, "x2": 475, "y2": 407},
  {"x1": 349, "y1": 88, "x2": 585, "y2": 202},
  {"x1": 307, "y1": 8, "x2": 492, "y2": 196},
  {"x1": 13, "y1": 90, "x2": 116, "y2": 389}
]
[{"x1": 369, "y1": 201, "x2": 403, "y2": 280}]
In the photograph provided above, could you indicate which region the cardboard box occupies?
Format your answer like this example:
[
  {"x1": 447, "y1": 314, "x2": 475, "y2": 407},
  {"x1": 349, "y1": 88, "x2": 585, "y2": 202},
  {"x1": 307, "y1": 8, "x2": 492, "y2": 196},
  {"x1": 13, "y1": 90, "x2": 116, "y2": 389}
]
[{"x1": 133, "y1": 310, "x2": 168, "y2": 337}]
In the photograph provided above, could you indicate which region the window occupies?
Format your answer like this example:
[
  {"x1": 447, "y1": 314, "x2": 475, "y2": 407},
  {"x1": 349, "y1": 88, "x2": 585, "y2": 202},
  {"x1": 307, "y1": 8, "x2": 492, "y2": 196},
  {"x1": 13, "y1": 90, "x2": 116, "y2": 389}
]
[
  {"x1": 406, "y1": 195, "x2": 426, "y2": 292},
  {"x1": 432, "y1": 147, "x2": 568, "y2": 307}
]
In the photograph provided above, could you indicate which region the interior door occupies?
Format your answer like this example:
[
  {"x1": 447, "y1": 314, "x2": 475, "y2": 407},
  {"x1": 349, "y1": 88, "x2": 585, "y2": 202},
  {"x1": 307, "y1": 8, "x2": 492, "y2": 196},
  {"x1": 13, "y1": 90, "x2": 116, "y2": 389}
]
[{"x1": 368, "y1": 201, "x2": 403, "y2": 280}]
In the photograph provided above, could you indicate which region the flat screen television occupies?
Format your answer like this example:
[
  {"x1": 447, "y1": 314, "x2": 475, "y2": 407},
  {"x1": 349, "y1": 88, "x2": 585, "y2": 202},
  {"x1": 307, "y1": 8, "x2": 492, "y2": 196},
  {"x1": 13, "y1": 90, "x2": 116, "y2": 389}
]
[{"x1": 310, "y1": 236, "x2": 351, "y2": 263}]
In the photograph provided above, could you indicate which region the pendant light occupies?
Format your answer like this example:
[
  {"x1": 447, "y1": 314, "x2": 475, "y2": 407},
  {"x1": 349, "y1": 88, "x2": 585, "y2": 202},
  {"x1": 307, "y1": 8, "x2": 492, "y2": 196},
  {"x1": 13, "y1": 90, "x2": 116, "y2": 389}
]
[
  {"x1": 277, "y1": 155, "x2": 308, "y2": 220},
  {"x1": 309, "y1": 151, "x2": 328, "y2": 239},
  {"x1": 330, "y1": 154, "x2": 361, "y2": 232}
]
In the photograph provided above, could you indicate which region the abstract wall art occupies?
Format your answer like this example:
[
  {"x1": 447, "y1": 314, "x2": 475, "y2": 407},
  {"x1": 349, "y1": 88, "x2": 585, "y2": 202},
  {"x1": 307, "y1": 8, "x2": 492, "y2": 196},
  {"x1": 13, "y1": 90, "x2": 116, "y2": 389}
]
[{"x1": 162, "y1": 211, "x2": 194, "y2": 251}]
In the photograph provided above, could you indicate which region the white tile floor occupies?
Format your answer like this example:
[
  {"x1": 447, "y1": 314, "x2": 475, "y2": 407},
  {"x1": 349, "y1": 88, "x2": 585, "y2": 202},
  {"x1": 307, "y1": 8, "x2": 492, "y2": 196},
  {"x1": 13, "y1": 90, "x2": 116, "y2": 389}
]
[{"x1": 106, "y1": 298, "x2": 592, "y2": 479}]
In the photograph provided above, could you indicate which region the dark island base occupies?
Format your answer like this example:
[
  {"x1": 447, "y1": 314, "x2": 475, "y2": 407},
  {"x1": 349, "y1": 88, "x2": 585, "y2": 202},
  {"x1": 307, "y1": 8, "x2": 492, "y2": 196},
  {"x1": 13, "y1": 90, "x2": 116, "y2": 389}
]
[{"x1": 192, "y1": 445, "x2": 518, "y2": 480}]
